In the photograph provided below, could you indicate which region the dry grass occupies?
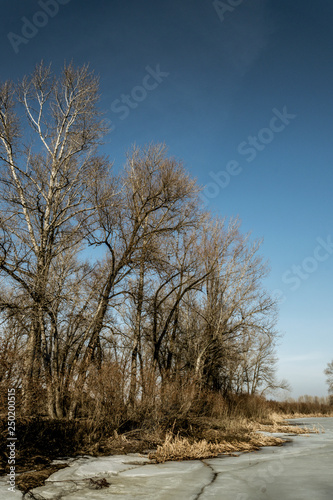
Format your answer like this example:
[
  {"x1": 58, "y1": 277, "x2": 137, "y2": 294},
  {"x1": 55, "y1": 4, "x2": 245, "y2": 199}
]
[
  {"x1": 253, "y1": 422, "x2": 319, "y2": 435},
  {"x1": 249, "y1": 412, "x2": 321, "y2": 435},
  {"x1": 148, "y1": 431, "x2": 284, "y2": 463},
  {"x1": 277, "y1": 412, "x2": 333, "y2": 419},
  {"x1": 147, "y1": 410, "x2": 325, "y2": 463}
]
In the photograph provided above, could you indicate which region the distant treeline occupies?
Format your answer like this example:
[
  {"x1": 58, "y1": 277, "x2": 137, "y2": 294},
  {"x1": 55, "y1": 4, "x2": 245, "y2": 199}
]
[{"x1": 269, "y1": 395, "x2": 333, "y2": 415}]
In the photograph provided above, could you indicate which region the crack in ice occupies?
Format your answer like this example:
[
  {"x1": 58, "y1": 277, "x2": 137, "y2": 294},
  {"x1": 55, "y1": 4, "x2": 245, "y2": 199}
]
[{"x1": 194, "y1": 460, "x2": 218, "y2": 500}]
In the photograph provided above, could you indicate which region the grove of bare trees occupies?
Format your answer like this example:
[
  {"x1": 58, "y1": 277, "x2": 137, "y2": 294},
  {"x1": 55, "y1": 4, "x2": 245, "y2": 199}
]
[{"x1": 0, "y1": 62, "x2": 285, "y2": 420}]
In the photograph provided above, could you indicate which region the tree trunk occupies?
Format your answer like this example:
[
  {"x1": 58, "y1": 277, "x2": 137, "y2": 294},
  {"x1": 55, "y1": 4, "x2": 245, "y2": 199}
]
[
  {"x1": 128, "y1": 258, "x2": 145, "y2": 408},
  {"x1": 22, "y1": 320, "x2": 39, "y2": 415}
]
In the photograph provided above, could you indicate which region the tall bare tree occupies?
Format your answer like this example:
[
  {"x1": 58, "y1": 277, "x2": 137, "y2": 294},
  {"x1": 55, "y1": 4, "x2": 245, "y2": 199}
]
[{"x1": 0, "y1": 62, "x2": 108, "y2": 416}]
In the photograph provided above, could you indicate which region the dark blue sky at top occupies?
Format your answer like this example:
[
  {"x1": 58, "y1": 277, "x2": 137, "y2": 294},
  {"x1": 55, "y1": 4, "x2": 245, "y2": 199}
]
[{"x1": 1, "y1": 0, "x2": 332, "y2": 397}]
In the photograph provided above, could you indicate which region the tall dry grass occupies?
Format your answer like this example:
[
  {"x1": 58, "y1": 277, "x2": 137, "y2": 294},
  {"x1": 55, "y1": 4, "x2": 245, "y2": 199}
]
[{"x1": 149, "y1": 431, "x2": 284, "y2": 463}]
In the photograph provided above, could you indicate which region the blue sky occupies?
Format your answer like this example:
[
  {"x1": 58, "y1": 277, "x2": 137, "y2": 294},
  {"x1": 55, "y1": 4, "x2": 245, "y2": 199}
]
[{"x1": 1, "y1": 0, "x2": 332, "y2": 398}]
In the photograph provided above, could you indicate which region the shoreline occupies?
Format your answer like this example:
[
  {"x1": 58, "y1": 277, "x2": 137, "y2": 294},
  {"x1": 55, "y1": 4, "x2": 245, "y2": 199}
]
[{"x1": 2, "y1": 413, "x2": 331, "y2": 495}]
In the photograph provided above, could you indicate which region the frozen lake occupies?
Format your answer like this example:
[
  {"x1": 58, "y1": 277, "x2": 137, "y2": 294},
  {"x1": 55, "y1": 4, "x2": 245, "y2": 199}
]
[{"x1": 1, "y1": 417, "x2": 333, "y2": 499}]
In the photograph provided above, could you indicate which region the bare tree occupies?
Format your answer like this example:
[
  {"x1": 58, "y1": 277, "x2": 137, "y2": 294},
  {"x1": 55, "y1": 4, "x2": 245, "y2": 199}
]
[
  {"x1": 230, "y1": 327, "x2": 290, "y2": 396},
  {"x1": 0, "y1": 62, "x2": 109, "y2": 416},
  {"x1": 66, "y1": 144, "x2": 203, "y2": 414},
  {"x1": 178, "y1": 217, "x2": 281, "y2": 397},
  {"x1": 324, "y1": 360, "x2": 333, "y2": 394}
]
